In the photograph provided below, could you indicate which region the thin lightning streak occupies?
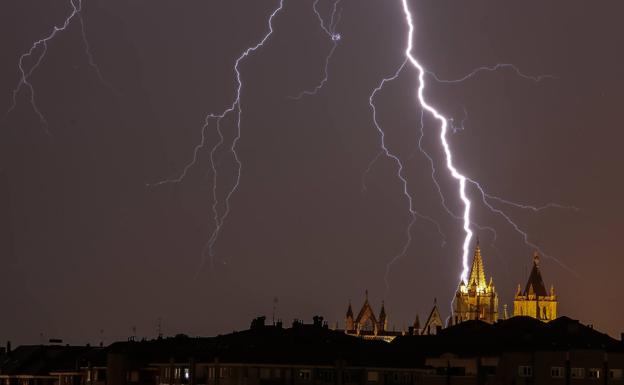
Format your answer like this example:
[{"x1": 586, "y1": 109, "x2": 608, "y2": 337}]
[
  {"x1": 427, "y1": 63, "x2": 558, "y2": 84},
  {"x1": 482, "y1": 191, "x2": 579, "y2": 212},
  {"x1": 150, "y1": 1, "x2": 286, "y2": 273},
  {"x1": 6, "y1": 0, "x2": 108, "y2": 133},
  {"x1": 361, "y1": 150, "x2": 383, "y2": 193},
  {"x1": 77, "y1": 10, "x2": 113, "y2": 91},
  {"x1": 401, "y1": 0, "x2": 473, "y2": 283},
  {"x1": 467, "y1": 178, "x2": 578, "y2": 276},
  {"x1": 368, "y1": 59, "x2": 447, "y2": 294},
  {"x1": 290, "y1": 0, "x2": 342, "y2": 99},
  {"x1": 203, "y1": 1, "x2": 286, "y2": 271}
]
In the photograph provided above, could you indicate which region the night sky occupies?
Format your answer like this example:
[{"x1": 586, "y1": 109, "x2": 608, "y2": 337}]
[{"x1": 1, "y1": 0, "x2": 623, "y2": 345}]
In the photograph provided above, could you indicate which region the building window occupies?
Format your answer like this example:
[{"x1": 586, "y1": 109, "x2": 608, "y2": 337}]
[
  {"x1": 219, "y1": 368, "x2": 230, "y2": 379},
  {"x1": 319, "y1": 370, "x2": 333, "y2": 383},
  {"x1": 551, "y1": 367, "x2": 564, "y2": 378},
  {"x1": 259, "y1": 369, "x2": 271, "y2": 379},
  {"x1": 367, "y1": 371, "x2": 379, "y2": 382},
  {"x1": 273, "y1": 369, "x2": 281, "y2": 379},
  {"x1": 571, "y1": 368, "x2": 585, "y2": 379},
  {"x1": 184, "y1": 368, "x2": 190, "y2": 380},
  {"x1": 298, "y1": 370, "x2": 311, "y2": 381},
  {"x1": 588, "y1": 368, "x2": 601, "y2": 379},
  {"x1": 208, "y1": 367, "x2": 215, "y2": 379},
  {"x1": 518, "y1": 366, "x2": 533, "y2": 377},
  {"x1": 174, "y1": 368, "x2": 181, "y2": 380},
  {"x1": 610, "y1": 369, "x2": 623, "y2": 379},
  {"x1": 165, "y1": 367, "x2": 171, "y2": 380}
]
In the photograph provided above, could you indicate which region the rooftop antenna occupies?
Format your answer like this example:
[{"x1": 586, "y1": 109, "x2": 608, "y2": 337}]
[
  {"x1": 157, "y1": 317, "x2": 163, "y2": 339},
  {"x1": 272, "y1": 297, "x2": 279, "y2": 325}
]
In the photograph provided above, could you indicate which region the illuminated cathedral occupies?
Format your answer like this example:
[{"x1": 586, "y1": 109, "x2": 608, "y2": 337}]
[
  {"x1": 342, "y1": 240, "x2": 559, "y2": 340},
  {"x1": 513, "y1": 252, "x2": 557, "y2": 321},
  {"x1": 452, "y1": 241, "x2": 499, "y2": 324},
  {"x1": 342, "y1": 291, "x2": 442, "y2": 342}
]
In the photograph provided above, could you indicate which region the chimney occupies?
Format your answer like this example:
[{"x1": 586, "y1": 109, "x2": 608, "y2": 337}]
[
  {"x1": 6, "y1": 341, "x2": 11, "y2": 354},
  {"x1": 621, "y1": 333, "x2": 624, "y2": 343},
  {"x1": 313, "y1": 316, "x2": 324, "y2": 327}
]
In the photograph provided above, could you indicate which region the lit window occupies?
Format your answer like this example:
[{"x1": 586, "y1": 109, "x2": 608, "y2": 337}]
[
  {"x1": 184, "y1": 368, "x2": 190, "y2": 380},
  {"x1": 588, "y1": 368, "x2": 601, "y2": 379},
  {"x1": 571, "y1": 368, "x2": 585, "y2": 379},
  {"x1": 367, "y1": 371, "x2": 379, "y2": 382},
  {"x1": 174, "y1": 368, "x2": 181, "y2": 379},
  {"x1": 610, "y1": 369, "x2": 623, "y2": 379},
  {"x1": 298, "y1": 370, "x2": 311, "y2": 381},
  {"x1": 518, "y1": 366, "x2": 533, "y2": 377},
  {"x1": 219, "y1": 368, "x2": 230, "y2": 379},
  {"x1": 551, "y1": 367, "x2": 564, "y2": 378}
]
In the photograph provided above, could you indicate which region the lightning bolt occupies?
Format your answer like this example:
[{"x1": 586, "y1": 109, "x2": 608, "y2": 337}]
[
  {"x1": 423, "y1": 79, "x2": 578, "y2": 275},
  {"x1": 6, "y1": 0, "x2": 109, "y2": 134},
  {"x1": 381, "y1": 0, "x2": 470, "y2": 284},
  {"x1": 150, "y1": 0, "x2": 286, "y2": 272},
  {"x1": 416, "y1": 109, "x2": 498, "y2": 244},
  {"x1": 290, "y1": 0, "x2": 343, "y2": 99},
  {"x1": 364, "y1": 39, "x2": 562, "y2": 290},
  {"x1": 398, "y1": 0, "x2": 576, "y2": 284}
]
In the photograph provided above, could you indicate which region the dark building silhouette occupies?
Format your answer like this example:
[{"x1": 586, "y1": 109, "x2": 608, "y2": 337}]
[{"x1": 2, "y1": 316, "x2": 624, "y2": 385}]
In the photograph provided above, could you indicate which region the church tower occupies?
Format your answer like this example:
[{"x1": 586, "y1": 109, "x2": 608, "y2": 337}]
[
  {"x1": 513, "y1": 252, "x2": 557, "y2": 321},
  {"x1": 452, "y1": 241, "x2": 499, "y2": 324}
]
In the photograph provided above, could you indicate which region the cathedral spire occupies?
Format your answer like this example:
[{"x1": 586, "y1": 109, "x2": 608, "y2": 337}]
[
  {"x1": 453, "y1": 241, "x2": 499, "y2": 325},
  {"x1": 524, "y1": 252, "x2": 547, "y2": 296},
  {"x1": 513, "y1": 252, "x2": 558, "y2": 321},
  {"x1": 468, "y1": 241, "x2": 487, "y2": 289}
]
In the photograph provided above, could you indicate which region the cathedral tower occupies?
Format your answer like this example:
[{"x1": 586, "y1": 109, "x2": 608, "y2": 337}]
[
  {"x1": 513, "y1": 253, "x2": 557, "y2": 321},
  {"x1": 452, "y1": 241, "x2": 499, "y2": 324}
]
